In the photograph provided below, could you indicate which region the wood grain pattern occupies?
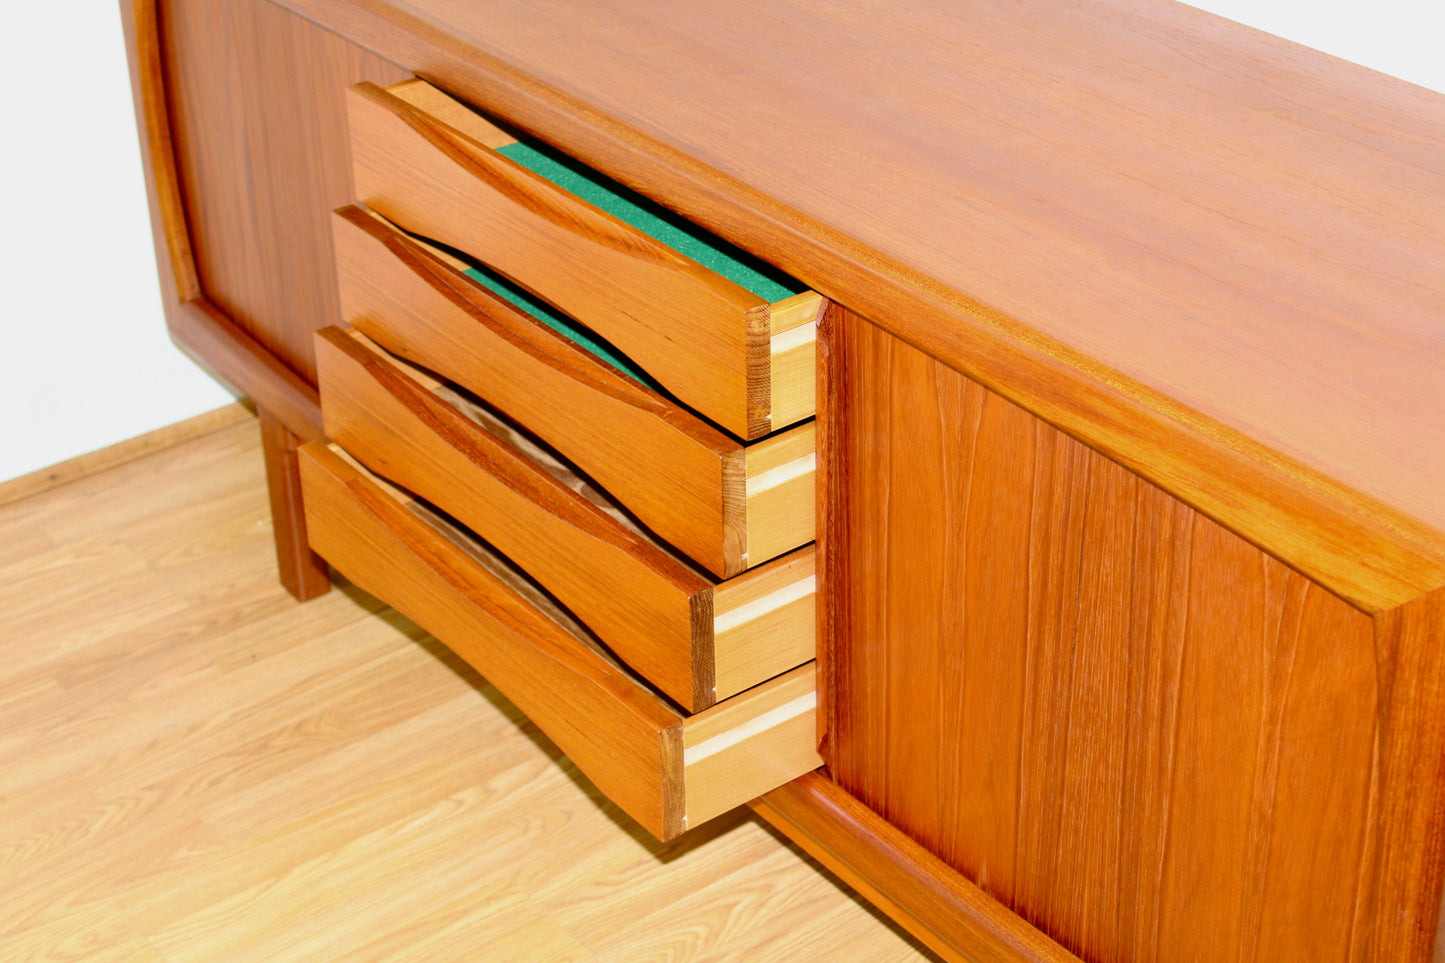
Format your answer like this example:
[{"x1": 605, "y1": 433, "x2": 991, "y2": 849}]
[
  {"x1": 0, "y1": 416, "x2": 927, "y2": 961},
  {"x1": 385, "y1": 76, "x2": 517, "y2": 149},
  {"x1": 123, "y1": 0, "x2": 323, "y2": 440},
  {"x1": 258, "y1": 411, "x2": 331, "y2": 601},
  {"x1": 122, "y1": 0, "x2": 355, "y2": 600},
  {"x1": 317, "y1": 327, "x2": 817, "y2": 706},
  {"x1": 332, "y1": 204, "x2": 744, "y2": 576},
  {"x1": 267, "y1": 0, "x2": 1445, "y2": 612},
  {"x1": 754, "y1": 773, "x2": 1081, "y2": 963},
  {"x1": 132, "y1": 1, "x2": 1445, "y2": 955},
  {"x1": 347, "y1": 79, "x2": 777, "y2": 440},
  {"x1": 682, "y1": 664, "x2": 820, "y2": 831},
  {"x1": 317, "y1": 326, "x2": 713, "y2": 707},
  {"x1": 744, "y1": 421, "x2": 817, "y2": 567},
  {"x1": 333, "y1": 205, "x2": 814, "y2": 576},
  {"x1": 158, "y1": 0, "x2": 408, "y2": 383},
  {"x1": 825, "y1": 314, "x2": 1390, "y2": 961},
  {"x1": 299, "y1": 443, "x2": 819, "y2": 840},
  {"x1": 1368, "y1": 586, "x2": 1445, "y2": 960},
  {"x1": 712, "y1": 548, "x2": 816, "y2": 699}
]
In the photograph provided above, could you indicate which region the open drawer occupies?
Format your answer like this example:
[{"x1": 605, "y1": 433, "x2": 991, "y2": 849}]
[
  {"x1": 298, "y1": 441, "x2": 821, "y2": 841},
  {"x1": 346, "y1": 78, "x2": 823, "y2": 441},
  {"x1": 315, "y1": 325, "x2": 814, "y2": 712},
  {"x1": 332, "y1": 205, "x2": 815, "y2": 578}
]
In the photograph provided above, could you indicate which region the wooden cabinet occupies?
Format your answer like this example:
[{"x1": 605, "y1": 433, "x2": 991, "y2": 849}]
[
  {"x1": 125, "y1": 0, "x2": 1445, "y2": 960},
  {"x1": 300, "y1": 76, "x2": 825, "y2": 833}
]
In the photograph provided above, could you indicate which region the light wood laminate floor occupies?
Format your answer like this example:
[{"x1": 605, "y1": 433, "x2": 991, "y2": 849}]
[{"x1": 0, "y1": 409, "x2": 931, "y2": 962}]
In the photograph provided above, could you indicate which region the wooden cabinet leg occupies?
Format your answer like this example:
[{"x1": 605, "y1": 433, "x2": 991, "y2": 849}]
[{"x1": 259, "y1": 408, "x2": 331, "y2": 600}]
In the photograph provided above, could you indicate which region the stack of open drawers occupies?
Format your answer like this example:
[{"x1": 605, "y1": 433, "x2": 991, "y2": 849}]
[{"x1": 296, "y1": 79, "x2": 827, "y2": 841}]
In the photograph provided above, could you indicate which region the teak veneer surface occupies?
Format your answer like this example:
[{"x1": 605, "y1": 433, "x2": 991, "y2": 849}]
[
  {"x1": 348, "y1": 79, "x2": 809, "y2": 441},
  {"x1": 158, "y1": 0, "x2": 408, "y2": 383},
  {"x1": 332, "y1": 205, "x2": 816, "y2": 578},
  {"x1": 265, "y1": 0, "x2": 1445, "y2": 609},
  {"x1": 300, "y1": 442, "x2": 685, "y2": 839},
  {"x1": 823, "y1": 314, "x2": 1399, "y2": 961},
  {"x1": 315, "y1": 326, "x2": 815, "y2": 710},
  {"x1": 316, "y1": 326, "x2": 717, "y2": 711},
  {"x1": 126, "y1": 1, "x2": 1445, "y2": 958}
]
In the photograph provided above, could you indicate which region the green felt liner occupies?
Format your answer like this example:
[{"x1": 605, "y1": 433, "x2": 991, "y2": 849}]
[
  {"x1": 461, "y1": 264, "x2": 662, "y2": 391},
  {"x1": 496, "y1": 139, "x2": 807, "y2": 305}
]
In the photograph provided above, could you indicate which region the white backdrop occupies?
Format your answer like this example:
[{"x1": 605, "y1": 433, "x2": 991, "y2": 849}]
[
  {"x1": 2, "y1": 3, "x2": 233, "y2": 483},
  {"x1": 1187, "y1": 0, "x2": 1445, "y2": 94},
  {"x1": 2, "y1": 1, "x2": 1442, "y2": 482}
]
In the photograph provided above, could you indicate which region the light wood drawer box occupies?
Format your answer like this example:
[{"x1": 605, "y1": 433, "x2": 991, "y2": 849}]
[
  {"x1": 315, "y1": 325, "x2": 814, "y2": 712},
  {"x1": 332, "y1": 205, "x2": 815, "y2": 578},
  {"x1": 346, "y1": 78, "x2": 823, "y2": 442},
  {"x1": 298, "y1": 441, "x2": 821, "y2": 841}
]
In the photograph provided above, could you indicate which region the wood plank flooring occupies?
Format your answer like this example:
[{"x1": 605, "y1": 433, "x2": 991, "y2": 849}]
[{"x1": 0, "y1": 412, "x2": 931, "y2": 961}]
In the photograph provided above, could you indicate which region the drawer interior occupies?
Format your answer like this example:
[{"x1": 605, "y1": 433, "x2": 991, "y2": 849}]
[
  {"x1": 384, "y1": 76, "x2": 807, "y2": 308},
  {"x1": 491, "y1": 138, "x2": 807, "y2": 306},
  {"x1": 458, "y1": 255, "x2": 662, "y2": 391}
]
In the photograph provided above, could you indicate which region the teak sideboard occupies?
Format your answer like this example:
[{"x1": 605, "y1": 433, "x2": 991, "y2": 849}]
[{"x1": 123, "y1": 1, "x2": 1445, "y2": 959}]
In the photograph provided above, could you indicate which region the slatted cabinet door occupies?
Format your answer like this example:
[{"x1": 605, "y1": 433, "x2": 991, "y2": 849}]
[{"x1": 820, "y1": 310, "x2": 1430, "y2": 963}]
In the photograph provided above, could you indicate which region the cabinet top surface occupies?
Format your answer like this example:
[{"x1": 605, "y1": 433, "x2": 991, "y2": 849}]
[{"x1": 296, "y1": 0, "x2": 1445, "y2": 547}]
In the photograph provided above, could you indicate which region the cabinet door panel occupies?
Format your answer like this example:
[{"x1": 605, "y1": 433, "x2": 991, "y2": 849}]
[
  {"x1": 822, "y1": 310, "x2": 1380, "y2": 962},
  {"x1": 161, "y1": 0, "x2": 408, "y2": 379}
]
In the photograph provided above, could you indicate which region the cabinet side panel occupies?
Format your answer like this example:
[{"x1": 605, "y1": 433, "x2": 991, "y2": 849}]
[
  {"x1": 160, "y1": 0, "x2": 408, "y2": 382},
  {"x1": 825, "y1": 314, "x2": 1381, "y2": 962}
]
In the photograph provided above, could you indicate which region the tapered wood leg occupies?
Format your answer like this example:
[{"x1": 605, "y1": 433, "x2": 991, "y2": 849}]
[{"x1": 259, "y1": 408, "x2": 331, "y2": 600}]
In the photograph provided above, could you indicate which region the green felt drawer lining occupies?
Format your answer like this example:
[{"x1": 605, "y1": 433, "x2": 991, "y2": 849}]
[
  {"x1": 460, "y1": 262, "x2": 661, "y2": 390},
  {"x1": 495, "y1": 139, "x2": 807, "y2": 305}
]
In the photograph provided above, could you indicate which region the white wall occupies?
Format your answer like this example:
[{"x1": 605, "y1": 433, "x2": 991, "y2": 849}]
[
  {"x1": 1183, "y1": 0, "x2": 1445, "y2": 94},
  {"x1": 3, "y1": 1, "x2": 1443, "y2": 483},
  {"x1": 2, "y1": 3, "x2": 233, "y2": 483}
]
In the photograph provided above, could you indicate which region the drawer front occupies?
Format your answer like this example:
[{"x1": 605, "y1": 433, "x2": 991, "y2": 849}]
[
  {"x1": 346, "y1": 78, "x2": 821, "y2": 441},
  {"x1": 298, "y1": 441, "x2": 821, "y2": 841},
  {"x1": 315, "y1": 326, "x2": 815, "y2": 711},
  {"x1": 332, "y1": 205, "x2": 816, "y2": 578}
]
